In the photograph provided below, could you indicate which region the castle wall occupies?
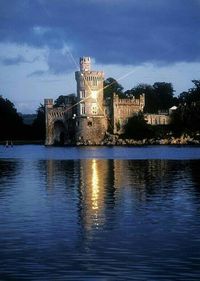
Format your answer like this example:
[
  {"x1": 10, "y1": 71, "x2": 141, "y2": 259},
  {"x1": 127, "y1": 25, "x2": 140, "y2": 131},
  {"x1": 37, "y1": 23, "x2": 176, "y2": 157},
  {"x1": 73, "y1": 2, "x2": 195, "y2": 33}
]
[
  {"x1": 76, "y1": 116, "x2": 108, "y2": 145},
  {"x1": 44, "y1": 98, "x2": 75, "y2": 145},
  {"x1": 112, "y1": 93, "x2": 145, "y2": 134}
]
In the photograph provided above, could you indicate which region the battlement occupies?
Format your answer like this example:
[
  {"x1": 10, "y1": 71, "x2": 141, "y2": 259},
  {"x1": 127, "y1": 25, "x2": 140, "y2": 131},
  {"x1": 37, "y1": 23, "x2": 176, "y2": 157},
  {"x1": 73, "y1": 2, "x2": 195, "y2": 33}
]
[
  {"x1": 44, "y1": 98, "x2": 53, "y2": 108},
  {"x1": 80, "y1": 57, "x2": 91, "y2": 72},
  {"x1": 82, "y1": 71, "x2": 104, "y2": 77},
  {"x1": 113, "y1": 93, "x2": 145, "y2": 106}
]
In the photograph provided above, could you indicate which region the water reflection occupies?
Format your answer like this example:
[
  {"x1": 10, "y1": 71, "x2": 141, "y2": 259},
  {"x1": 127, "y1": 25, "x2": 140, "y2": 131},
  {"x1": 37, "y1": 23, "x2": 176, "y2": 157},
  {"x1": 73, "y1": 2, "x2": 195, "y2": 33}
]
[
  {"x1": 79, "y1": 159, "x2": 108, "y2": 232},
  {"x1": 0, "y1": 159, "x2": 21, "y2": 196},
  {"x1": 41, "y1": 158, "x2": 198, "y2": 233},
  {"x1": 0, "y1": 159, "x2": 20, "y2": 182},
  {"x1": 1, "y1": 157, "x2": 200, "y2": 280}
]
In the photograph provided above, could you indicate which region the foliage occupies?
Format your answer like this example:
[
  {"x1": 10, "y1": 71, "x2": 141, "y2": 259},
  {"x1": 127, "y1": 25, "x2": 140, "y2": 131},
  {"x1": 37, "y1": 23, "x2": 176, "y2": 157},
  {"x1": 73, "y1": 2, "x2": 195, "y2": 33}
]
[
  {"x1": 104, "y1": 77, "x2": 124, "y2": 99},
  {"x1": 124, "y1": 82, "x2": 175, "y2": 113},
  {"x1": 124, "y1": 112, "x2": 154, "y2": 140},
  {"x1": 170, "y1": 80, "x2": 200, "y2": 135},
  {"x1": 179, "y1": 80, "x2": 200, "y2": 105},
  {"x1": 0, "y1": 95, "x2": 24, "y2": 140},
  {"x1": 54, "y1": 95, "x2": 67, "y2": 107},
  {"x1": 32, "y1": 104, "x2": 45, "y2": 140},
  {"x1": 54, "y1": 94, "x2": 76, "y2": 107}
]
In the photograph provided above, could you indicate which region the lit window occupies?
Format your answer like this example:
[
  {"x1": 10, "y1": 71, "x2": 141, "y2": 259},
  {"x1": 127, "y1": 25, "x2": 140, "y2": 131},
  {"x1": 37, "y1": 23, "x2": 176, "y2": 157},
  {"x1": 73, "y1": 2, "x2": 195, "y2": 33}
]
[{"x1": 80, "y1": 103, "x2": 85, "y2": 115}]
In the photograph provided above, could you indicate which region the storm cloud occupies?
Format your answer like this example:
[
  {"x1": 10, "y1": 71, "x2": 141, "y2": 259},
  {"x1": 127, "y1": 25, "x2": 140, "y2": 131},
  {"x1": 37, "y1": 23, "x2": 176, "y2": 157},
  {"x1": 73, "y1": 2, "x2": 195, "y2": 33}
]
[
  {"x1": 0, "y1": 0, "x2": 200, "y2": 73},
  {"x1": 0, "y1": 55, "x2": 38, "y2": 65}
]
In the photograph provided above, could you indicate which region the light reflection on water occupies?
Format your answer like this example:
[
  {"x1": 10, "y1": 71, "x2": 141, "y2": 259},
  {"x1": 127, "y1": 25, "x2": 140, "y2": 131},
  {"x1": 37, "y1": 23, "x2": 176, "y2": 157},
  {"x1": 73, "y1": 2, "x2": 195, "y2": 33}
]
[{"x1": 0, "y1": 148, "x2": 200, "y2": 280}]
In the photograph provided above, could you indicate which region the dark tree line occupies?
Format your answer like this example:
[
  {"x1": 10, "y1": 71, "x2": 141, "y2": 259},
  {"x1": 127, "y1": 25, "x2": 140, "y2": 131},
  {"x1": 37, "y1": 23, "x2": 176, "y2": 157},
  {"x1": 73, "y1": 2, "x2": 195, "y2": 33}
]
[
  {"x1": 0, "y1": 96, "x2": 45, "y2": 142},
  {"x1": 0, "y1": 96, "x2": 23, "y2": 141},
  {"x1": 104, "y1": 78, "x2": 177, "y2": 113},
  {"x1": 170, "y1": 80, "x2": 200, "y2": 135}
]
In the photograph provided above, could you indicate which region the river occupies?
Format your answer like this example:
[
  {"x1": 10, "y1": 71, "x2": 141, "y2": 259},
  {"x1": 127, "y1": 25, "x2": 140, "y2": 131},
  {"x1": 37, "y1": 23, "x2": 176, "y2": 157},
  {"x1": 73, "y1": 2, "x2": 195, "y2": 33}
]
[{"x1": 0, "y1": 145, "x2": 200, "y2": 280}]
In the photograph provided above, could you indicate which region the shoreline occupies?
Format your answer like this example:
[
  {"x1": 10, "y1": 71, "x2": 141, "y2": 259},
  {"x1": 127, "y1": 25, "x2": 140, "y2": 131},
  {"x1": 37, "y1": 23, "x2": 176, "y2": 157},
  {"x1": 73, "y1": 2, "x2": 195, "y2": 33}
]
[{"x1": 1, "y1": 135, "x2": 200, "y2": 146}]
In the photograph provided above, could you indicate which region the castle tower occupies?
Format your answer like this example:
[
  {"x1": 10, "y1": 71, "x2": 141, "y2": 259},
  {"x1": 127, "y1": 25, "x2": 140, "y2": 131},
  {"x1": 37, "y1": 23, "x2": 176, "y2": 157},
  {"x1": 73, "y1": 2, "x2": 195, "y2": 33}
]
[{"x1": 75, "y1": 57, "x2": 107, "y2": 144}]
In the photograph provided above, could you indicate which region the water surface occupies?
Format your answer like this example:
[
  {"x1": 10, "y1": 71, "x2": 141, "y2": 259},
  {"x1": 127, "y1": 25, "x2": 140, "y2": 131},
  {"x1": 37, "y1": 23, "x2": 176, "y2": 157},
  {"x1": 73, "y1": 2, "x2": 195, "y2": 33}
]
[{"x1": 0, "y1": 146, "x2": 200, "y2": 280}]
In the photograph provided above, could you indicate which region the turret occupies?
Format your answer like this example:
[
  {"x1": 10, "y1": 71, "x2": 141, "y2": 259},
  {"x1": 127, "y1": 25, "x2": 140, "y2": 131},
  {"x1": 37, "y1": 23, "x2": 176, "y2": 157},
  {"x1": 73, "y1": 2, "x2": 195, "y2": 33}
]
[
  {"x1": 80, "y1": 57, "x2": 91, "y2": 72},
  {"x1": 44, "y1": 98, "x2": 53, "y2": 109}
]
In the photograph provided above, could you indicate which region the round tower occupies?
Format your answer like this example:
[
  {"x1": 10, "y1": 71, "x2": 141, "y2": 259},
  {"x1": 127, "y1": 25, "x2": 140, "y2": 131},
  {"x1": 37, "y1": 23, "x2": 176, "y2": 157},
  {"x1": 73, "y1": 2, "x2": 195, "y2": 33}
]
[{"x1": 75, "y1": 57, "x2": 107, "y2": 144}]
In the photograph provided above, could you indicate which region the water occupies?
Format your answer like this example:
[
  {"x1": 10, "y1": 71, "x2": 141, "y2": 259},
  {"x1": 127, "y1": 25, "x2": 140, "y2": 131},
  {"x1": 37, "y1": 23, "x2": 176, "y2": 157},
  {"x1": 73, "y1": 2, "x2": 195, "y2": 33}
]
[{"x1": 0, "y1": 145, "x2": 200, "y2": 280}]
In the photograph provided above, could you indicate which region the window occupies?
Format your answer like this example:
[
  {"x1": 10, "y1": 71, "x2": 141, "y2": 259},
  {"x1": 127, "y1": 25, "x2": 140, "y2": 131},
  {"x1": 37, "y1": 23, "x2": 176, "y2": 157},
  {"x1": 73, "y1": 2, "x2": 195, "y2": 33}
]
[
  {"x1": 80, "y1": 78, "x2": 85, "y2": 87},
  {"x1": 80, "y1": 103, "x2": 85, "y2": 115},
  {"x1": 92, "y1": 104, "x2": 97, "y2": 114},
  {"x1": 88, "y1": 121, "x2": 93, "y2": 127},
  {"x1": 93, "y1": 77, "x2": 97, "y2": 86},
  {"x1": 80, "y1": 90, "x2": 85, "y2": 98}
]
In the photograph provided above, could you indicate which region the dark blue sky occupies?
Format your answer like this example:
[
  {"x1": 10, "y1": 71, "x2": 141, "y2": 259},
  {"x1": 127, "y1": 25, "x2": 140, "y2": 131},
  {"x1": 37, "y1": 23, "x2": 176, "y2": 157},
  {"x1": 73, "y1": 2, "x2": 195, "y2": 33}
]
[{"x1": 0, "y1": 0, "x2": 200, "y2": 112}]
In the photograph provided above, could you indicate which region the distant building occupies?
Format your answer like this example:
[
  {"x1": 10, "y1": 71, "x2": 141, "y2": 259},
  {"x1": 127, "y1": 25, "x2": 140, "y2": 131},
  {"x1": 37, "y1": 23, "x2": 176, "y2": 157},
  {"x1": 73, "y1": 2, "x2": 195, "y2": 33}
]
[
  {"x1": 44, "y1": 57, "x2": 145, "y2": 145},
  {"x1": 145, "y1": 114, "x2": 170, "y2": 125},
  {"x1": 145, "y1": 106, "x2": 177, "y2": 126}
]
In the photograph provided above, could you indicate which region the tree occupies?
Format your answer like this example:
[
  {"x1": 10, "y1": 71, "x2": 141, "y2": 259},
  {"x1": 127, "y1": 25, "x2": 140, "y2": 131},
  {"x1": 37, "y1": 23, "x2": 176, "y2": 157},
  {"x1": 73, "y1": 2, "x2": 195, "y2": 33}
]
[
  {"x1": 153, "y1": 82, "x2": 174, "y2": 110},
  {"x1": 124, "y1": 112, "x2": 154, "y2": 139},
  {"x1": 32, "y1": 104, "x2": 45, "y2": 140},
  {"x1": 104, "y1": 77, "x2": 124, "y2": 99},
  {"x1": 0, "y1": 95, "x2": 23, "y2": 140},
  {"x1": 170, "y1": 80, "x2": 200, "y2": 135},
  {"x1": 124, "y1": 84, "x2": 158, "y2": 113},
  {"x1": 54, "y1": 94, "x2": 76, "y2": 107},
  {"x1": 179, "y1": 80, "x2": 200, "y2": 105}
]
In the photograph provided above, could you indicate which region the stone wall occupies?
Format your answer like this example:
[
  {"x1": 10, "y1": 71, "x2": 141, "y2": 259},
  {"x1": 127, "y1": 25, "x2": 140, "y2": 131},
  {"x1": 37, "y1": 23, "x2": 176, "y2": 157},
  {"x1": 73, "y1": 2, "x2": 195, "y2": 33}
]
[
  {"x1": 44, "y1": 98, "x2": 75, "y2": 145},
  {"x1": 75, "y1": 116, "x2": 108, "y2": 145},
  {"x1": 112, "y1": 93, "x2": 145, "y2": 134}
]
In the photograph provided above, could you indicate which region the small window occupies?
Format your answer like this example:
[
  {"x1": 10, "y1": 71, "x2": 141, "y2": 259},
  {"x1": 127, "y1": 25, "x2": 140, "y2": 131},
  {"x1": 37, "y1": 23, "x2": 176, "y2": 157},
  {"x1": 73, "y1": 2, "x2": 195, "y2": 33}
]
[
  {"x1": 93, "y1": 78, "x2": 97, "y2": 86},
  {"x1": 80, "y1": 79, "x2": 85, "y2": 87},
  {"x1": 80, "y1": 103, "x2": 85, "y2": 115},
  {"x1": 80, "y1": 90, "x2": 85, "y2": 98},
  {"x1": 92, "y1": 104, "x2": 97, "y2": 114},
  {"x1": 88, "y1": 121, "x2": 93, "y2": 127}
]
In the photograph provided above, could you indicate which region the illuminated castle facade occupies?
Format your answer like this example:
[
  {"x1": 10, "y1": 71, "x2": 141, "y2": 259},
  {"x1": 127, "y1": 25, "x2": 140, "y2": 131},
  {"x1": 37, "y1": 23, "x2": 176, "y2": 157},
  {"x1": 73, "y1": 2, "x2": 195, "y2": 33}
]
[{"x1": 44, "y1": 57, "x2": 145, "y2": 145}]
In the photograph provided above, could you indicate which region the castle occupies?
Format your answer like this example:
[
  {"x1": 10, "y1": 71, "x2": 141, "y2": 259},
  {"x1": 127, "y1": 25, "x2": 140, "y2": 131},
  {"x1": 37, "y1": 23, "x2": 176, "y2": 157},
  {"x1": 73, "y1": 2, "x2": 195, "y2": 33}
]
[{"x1": 44, "y1": 57, "x2": 145, "y2": 145}]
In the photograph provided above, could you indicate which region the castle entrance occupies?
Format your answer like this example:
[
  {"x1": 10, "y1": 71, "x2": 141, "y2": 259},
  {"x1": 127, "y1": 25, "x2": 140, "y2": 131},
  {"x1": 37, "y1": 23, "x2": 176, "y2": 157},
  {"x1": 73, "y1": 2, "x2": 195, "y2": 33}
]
[{"x1": 53, "y1": 120, "x2": 65, "y2": 145}]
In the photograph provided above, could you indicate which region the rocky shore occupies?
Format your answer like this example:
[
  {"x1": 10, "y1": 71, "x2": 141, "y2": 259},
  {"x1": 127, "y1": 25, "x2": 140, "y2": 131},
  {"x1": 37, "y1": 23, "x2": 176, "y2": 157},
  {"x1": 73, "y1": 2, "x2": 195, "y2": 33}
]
[{"x1": 75, "y1": 133, "x2": 200, "y2": 146}]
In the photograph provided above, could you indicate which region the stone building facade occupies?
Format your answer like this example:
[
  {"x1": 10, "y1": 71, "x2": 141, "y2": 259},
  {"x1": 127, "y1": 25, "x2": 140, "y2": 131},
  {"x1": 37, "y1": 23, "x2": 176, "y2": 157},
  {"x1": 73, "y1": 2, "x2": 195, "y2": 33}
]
[
  {"x1": 44, "y1": 57, "x2": 145, "y2": 145},
  {"x1": 109, "y1": 93, "x2": 145, "y2": 134},
  {"x1": 145, "y1": 113, "x2": 170, "y2": 125}
]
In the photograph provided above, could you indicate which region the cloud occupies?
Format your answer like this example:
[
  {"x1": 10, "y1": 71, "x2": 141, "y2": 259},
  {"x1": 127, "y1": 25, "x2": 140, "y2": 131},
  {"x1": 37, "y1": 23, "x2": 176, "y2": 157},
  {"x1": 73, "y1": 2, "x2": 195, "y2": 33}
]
[
  {"x1": 46, "y1": 48, "x2": 77, "y2": 74},
  {"x1": 0, "y1": 55, "x2": 38, "y2": 65},
  {"x1": 27, "y1": 70, "x2": 46, "y2": 77},
  {"x1": 27, "y1": 47, "x2": 77, "y2": 76},
  {"x1": 0, "y1": 0, "x2": 200, "y2": 71}
]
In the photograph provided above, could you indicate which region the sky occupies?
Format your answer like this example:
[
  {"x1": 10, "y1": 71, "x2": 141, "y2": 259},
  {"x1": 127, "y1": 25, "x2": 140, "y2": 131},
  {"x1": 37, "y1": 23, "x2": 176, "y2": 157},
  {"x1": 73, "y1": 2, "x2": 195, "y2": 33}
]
[{"x1": 0, "y1": 0, "x2": 200, "y2": 113}]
